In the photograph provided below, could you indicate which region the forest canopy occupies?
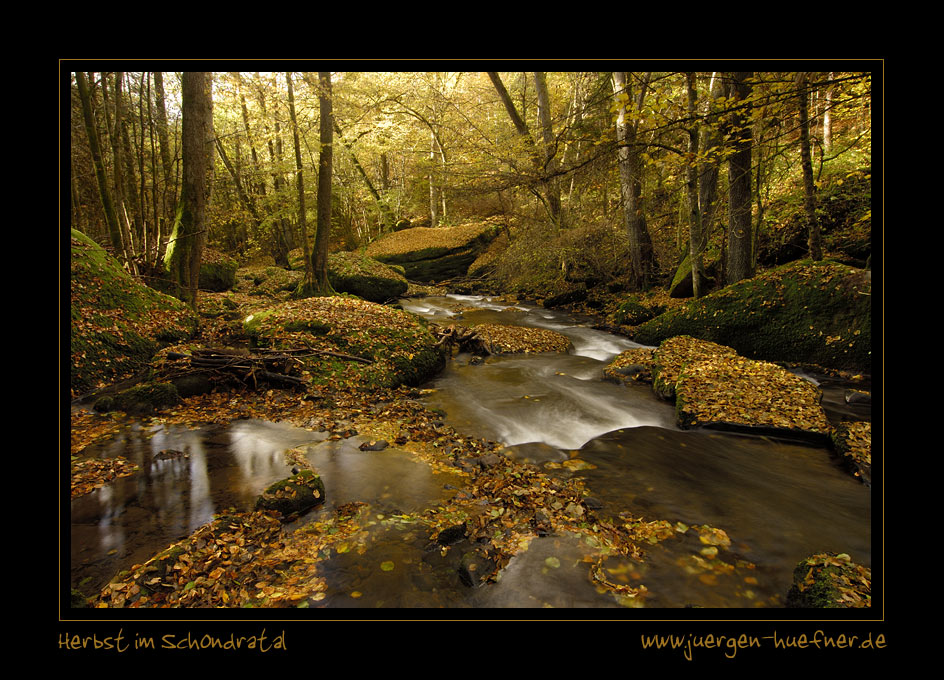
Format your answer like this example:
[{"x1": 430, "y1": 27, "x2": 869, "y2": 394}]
[{"x1": 66, "y1": 68, "x2": 874, "y2": 302}]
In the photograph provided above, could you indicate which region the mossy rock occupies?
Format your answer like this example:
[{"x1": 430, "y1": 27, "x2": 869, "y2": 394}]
[
  {"x1": 668, "y1": 249, "x2": 720, "y2": 299},
  {"x1": 256, "y1": 470, "x2": 326, "y2": 517},
  {"x1": 198, "y1": 249, "x2": 238, "y2": 292},
  {"x1": 674, "y1": 354, "x2": 832, "y2": 443},
  {"x1": 242, "y1": 295, "x2": 445, "y2": 389},
  {"x1": 785, "y1": 552, "x2": 871, "y2": 608},
  {"x1": 70, "y1": 229, "x2": 200, "y2": 396},
  {"x1": 366, "y1": 220, "x2": 502, "y2": 282},
  {"x1": 95, "y1": 382, "x2": 180, "y2": 415},
  {"x1": 651, "y1": 336, "x2": 739, "y2": 400},
  {"x1": 327, "y1": 251, "x2": 409, "y2": 302},
  {"x1": 634, "y1": 260, "x2": 872, "y2": 373},
  {"x1": 612, "y1": 298, "x2": 666, "y2": 326},
  {"x1": 830, "y1": 421, "x2": 871, "y2": 484},
  {"x1": 603, "y1": 348, "x2": 655, "y2": 384}
]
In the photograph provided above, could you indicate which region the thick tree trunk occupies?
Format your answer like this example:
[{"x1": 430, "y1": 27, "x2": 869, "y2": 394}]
[
  {"x1": 725, "y1": 72, "x2": 754, "y2": 285},
  {"x1": 165, "y1": 72, "x2": 212, "y2": 309},
  {"x1": 796, "y1": 72, "x2": 823, "y2": 261}
]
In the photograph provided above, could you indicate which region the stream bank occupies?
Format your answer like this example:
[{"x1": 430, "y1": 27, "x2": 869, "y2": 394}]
[{"x1": 71, "y1": 293, "x2": 872, "y2": 610}]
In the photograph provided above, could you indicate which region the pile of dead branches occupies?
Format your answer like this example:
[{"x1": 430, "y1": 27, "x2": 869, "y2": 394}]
[
  {"x1": 433, "y1": 324, "x2": 488, "y2": 356},
  {"x1": 165, "y1": 347, "x2": 372, "y2": 389}
]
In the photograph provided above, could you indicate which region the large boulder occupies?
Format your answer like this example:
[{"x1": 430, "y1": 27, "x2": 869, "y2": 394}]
[
  {"x1": 70, "y1": 230, "x2": 199, "y2": 397},
  {"x1": 242, "y1": 295, "x2": 445, "y2": 389},
  {"x1": 198, "y1": 249, "x2": 238, "y2": 292},
  {"x1": 327, "y1": 251, "x2": 408, "y2": 302},
  {"x1": 633, "y1": 260, "x2": 872, "y2": 373},
  {"x1": 606, "y1": 336, "x2": 833, "y2": 443},
  {"x1": 366, "y1": 219, "x2": 502, "y2": 282}
]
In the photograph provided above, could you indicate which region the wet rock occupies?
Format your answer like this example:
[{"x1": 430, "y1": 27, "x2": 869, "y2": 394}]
[
  {"x1": 154, "y1": 449, "x2": 188, "y2": 461},
  {"x1": 458, "y1": 550, "x2": 498, "y2": 588},
  {"x1": 785, "y1": 552, "x2": 871, "y2": 608},
  {"x1": 358, "y1": 439, "x2": 389, "y2": 451},
  {"x1": 436, "y1": 522, "x2": 468, "y2": 546},
  {"x1": 256, "y1": 470, "x2": 326, "y2": 518},
  {"x1": 543, "y1": 287, "x2": 587, "y2": 308}
]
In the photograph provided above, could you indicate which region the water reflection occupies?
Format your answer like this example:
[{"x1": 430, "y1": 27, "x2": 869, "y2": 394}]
[{"x1": 70, "y1": 419, "x2": 323, "y2": 594}]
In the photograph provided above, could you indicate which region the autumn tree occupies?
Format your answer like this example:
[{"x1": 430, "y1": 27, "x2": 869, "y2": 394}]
[
  {"x1": 612, "y1": 71, "x2": 656, "y2": 289},
  {"x1": 796, "y1": 71, "x2": 823, "y2": 261},
  {"x1": 74, "y1": 72, "x2": 125, "y2": 266},
  {"x1": 310, "y1": 72, "x2": 334, "y2": 294},
  {"x1": 164, "y1": 72, "x2": 214, "y2": 308},
  {"x1": 725, "y1": 71, "x2": 754, "y2": 285},
  {"x1": 685, "y1": 72, "x2": 706, "y2": 298}
]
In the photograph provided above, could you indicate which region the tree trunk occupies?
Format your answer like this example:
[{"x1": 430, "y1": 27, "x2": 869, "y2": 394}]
[
  {"x1": 685, "y1": 72, "x2": 705, "y2": 299},
  {"x1": 725, "y1": 72, "x2": 754, "y2": 285},
  {"x1": 698, "y1": 73, "x2": 725, "y2": 249},
  {"x1": 612, "y1": 71, "x2": 654, "y2": 289},
  {"x1": 74, "y1": 72, "x2": 124, "y2": 262},
  {"x1": 533, "y1": 72, "x2": 562, "y2": 231},
  {"x1": 487, "y1": 71, "x2": 560, "y2": 230},
  {"x1": 796, "y1": 72, "x2": 823, "y2": 261},
  {"x1": 285, "y1": 72, "x2": 311, "y2": 282},
  {"x1": 152, "y1": 72, "x2": 176, "y2": 262},
  {"x1": 164, "y1": 72, "x2": 212, "y2": 309},
  {"x1": 309, "y1": 72, "x2": 334, "y2": 295},
  {"x1": 333, "y1": 120, "x2": 396, "y2": 232}
]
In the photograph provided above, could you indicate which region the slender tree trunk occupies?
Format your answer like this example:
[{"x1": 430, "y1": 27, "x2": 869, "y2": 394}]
[
  {"x1": 698, "y1": 73, "x2": 724, "y2": 249},
  {"x1": 310, "y1": 72, "x2": 334, "y2": 294},
  {"x1": 823, "y1": 72, "x2": 833, "y2": 153},
  {"x1": 152, "y1": 72, "x2": 176, "y2": 261},
  {"x1": 429, "y1": 130, "x2": 441, "y2": 227},
  {"x1": 74, "y1": 72, "x2": 124, "y2": 261},
  {"x1": 286, "y1": 72, "x2": 311, "y2": 283},
  {"x1": 333, "y1": 120, "x2": 396, "y2": 232},
  {"x1": 165, "y1": 71, "x2": 213, "y2": 309},
  {"x1": 725, "y1": 72, "x2": 754, "y2": 285},
  {"x1": 612, "y1": 71, "x2": 654, "y2": 289},
  {"x1": 796, "y1": 72, "x2": 823, "y2": 261},
  {"x1": 487, "y1": 71, "x2": 559, "y2": 229},
  {"x1": 533, "y1": 71, "x2": 562, "y2": 231},
  {"x1": 685, "y1": 72, "x2": 705, "y2": 298}
]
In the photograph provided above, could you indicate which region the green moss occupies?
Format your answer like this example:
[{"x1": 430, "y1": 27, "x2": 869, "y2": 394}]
[
  {"x1": 634, "y1": 261, "x2": 871, "y2": 372},
  {"x1": 71, "y1": 230, "x2": 199, "y2": 395},
  {"x1": 104, "y1": 382, "x2": 180, "y2": 414},
  {"x1": 327, "y1": 251, "x2": 408, "y2": 302},
  {"x1": 786, "y1": 552, "x2": 871, "y2": 608}
]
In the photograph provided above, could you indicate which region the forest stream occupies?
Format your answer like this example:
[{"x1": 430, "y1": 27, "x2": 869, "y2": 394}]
[{"x1": 70, "y1": 294, "x2": 871, "y2": 609}]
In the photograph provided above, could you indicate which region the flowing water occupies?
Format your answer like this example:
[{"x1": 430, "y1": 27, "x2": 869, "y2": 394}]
[{"x1": 69, "y1": 293, "x2": 872, "y2": 609}]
